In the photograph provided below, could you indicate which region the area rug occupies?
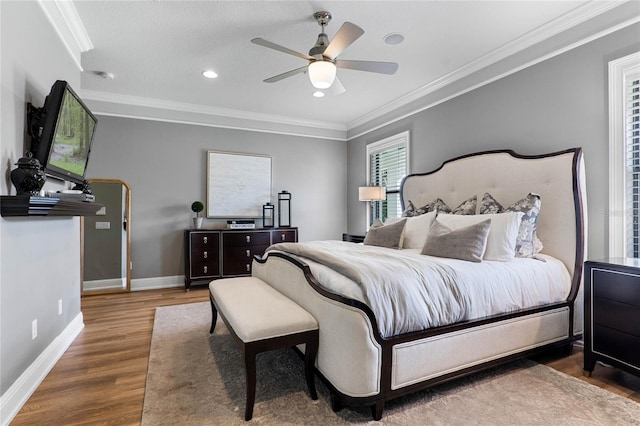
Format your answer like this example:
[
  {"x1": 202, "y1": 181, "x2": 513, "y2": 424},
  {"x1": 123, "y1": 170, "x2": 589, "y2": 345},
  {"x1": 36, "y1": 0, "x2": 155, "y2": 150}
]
[{"x1": 142, "y1": 302, "x2": 640, "y2": 425}]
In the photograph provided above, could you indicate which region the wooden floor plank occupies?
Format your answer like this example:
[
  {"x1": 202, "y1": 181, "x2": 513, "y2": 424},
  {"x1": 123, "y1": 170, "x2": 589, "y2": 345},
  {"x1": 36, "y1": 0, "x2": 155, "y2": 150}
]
[{"x1": 10, "y1": 287, "x2": 640, "y2": 424}]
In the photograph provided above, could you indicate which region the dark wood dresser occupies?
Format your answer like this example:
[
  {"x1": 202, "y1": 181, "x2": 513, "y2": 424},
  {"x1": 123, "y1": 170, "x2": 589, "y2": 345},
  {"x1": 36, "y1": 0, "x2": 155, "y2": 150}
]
[
  {"x1": 584, "y1": 258, "x2": 640, "y2": 378},
  {"x1": 184, "y1": 227, "x2": 297, "y2": 289}
]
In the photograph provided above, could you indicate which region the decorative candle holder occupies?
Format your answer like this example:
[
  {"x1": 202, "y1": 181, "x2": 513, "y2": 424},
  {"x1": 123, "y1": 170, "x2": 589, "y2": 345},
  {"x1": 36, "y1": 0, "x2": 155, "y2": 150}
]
[
  {"x1": 262, "y1": 202, "x2": 274, "y2": 228},
  {"x1": 278, "y1": 190, "x2": 291, "y2": 227}
]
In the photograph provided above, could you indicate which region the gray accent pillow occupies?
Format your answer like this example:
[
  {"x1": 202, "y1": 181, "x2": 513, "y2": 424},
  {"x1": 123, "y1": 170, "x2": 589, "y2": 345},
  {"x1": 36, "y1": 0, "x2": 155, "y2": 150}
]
[
  {"x1": 421, "y1": 218, "x2": 492, "y2": 262},
  {"x1": 403, "y1": 195, "x2": 477, "y2": 217},
  {"x1": 480, "y1": 192, "x2": 541, "y2": 258},
  {"x1": 363, "y1": 218, "x2": 407, "y2": 249}
]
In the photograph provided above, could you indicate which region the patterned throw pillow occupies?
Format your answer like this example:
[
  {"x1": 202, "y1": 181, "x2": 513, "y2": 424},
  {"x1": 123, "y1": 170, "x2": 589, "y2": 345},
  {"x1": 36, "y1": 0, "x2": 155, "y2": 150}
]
[
  {"x1": 404, "y1": 195, "x2": 477, "y2": 217},
  {"x1": 480, "y1": 192, "x2": 541, "y2": 258}
]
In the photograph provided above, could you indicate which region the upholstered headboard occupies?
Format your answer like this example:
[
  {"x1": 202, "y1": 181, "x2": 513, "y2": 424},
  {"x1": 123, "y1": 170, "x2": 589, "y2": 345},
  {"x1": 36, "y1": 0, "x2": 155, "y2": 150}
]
[{"x1": 401, "y1": 148, "x2": 587, "y2": 286}]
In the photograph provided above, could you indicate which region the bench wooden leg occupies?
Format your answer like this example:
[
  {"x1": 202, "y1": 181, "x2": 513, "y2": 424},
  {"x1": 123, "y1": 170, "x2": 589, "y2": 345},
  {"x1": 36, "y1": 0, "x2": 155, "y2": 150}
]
[
  {"x1": 243, "y1": 347, "x2": 257, "y2": 421},
  {"x1": 304, "y1": 333, "x2": 319, "y2": 400},
  {"x1": 372, "y1": 400, "x2": 385, "y2": 421},
  {"x1": 209, "y1": 295, "x2": 218, "y2": 334}
]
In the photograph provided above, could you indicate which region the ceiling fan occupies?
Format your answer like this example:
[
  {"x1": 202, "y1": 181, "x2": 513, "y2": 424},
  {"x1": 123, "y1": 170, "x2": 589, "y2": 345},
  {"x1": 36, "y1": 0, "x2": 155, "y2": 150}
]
[{"x1": 251, "y1": 11, "x2": 398, "y2": 95}]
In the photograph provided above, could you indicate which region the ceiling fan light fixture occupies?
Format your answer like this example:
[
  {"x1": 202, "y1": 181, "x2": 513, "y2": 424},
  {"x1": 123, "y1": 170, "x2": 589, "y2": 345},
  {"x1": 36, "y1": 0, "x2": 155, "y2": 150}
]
[
  {"x1": 308, "y1": 61, "x2": 336, "y2": 89},
  {"x1": 312, "y1": 91, "x2": 325, "y2": 98}
]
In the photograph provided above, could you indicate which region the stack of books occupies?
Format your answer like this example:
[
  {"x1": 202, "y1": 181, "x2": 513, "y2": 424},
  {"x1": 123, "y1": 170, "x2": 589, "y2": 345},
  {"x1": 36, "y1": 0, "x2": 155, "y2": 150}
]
[{"x1": 227, "y1": 219, "x2": 255, "y2": 229}]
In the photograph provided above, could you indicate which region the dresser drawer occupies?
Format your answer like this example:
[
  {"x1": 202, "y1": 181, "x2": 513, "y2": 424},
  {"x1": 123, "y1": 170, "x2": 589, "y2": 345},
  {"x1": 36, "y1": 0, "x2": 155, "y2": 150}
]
[
  {"x1": 593, "y1": 324, "x2": 640, "y2": 368},
  {"x1": 190, "y1": 257, "x2": 219, "y2": 278},
  {"x1": 592, "y1": 269, "x2": 640, "y2": 307},
  {"x1": 190, "y1": 232, "x2": 219, "y2": 250},
  {"x1": 222, "y1": 245, "x2": 269, "y2": 276},
  {"x1": 593, "y1": 297, "x2": 640, "y2": 338},
  {"x1": 271, "y1": 229, "x2": 297, "y2": 243},
  {"x1": 222, "y1": 231, "x2": 271, "y2": 248}
]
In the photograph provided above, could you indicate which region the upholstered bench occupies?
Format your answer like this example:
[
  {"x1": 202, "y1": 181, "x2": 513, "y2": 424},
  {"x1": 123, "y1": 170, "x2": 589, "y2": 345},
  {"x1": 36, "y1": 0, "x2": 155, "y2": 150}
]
[{"x1": 209, "y1": 277, "x2": 319, "y2": 421}]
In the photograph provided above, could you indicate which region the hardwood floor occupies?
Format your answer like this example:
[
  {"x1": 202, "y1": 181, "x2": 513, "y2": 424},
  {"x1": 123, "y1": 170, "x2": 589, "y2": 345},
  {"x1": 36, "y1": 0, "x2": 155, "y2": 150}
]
[{"x1": 11, "y1": 287, "x2": 640, "y2": 425}]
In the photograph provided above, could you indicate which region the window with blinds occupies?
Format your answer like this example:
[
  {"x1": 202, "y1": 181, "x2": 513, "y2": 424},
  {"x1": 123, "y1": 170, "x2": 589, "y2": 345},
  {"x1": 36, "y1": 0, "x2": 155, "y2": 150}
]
[
  {"x1": 609, "y1": 52, "x2": 640, "y2": 259},
  {"x1": 366, "y1": 131, "x2": 409, "y2": 225},
  {"x1": 626, "y1": 75, "x2": 640, "y2": 257}
]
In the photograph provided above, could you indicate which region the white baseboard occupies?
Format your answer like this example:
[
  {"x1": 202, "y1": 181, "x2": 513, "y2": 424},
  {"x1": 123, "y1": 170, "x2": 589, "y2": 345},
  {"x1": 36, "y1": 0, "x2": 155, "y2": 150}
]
[
  {"x1": 0, "y1": 313, "x2": 84, "y2": 426},
  {"x1": 131, "y1": 275, "x2": 183, "y2": 291},
  {"x1": 83, "y1": 277, "x2": 126, "y2": 291}
]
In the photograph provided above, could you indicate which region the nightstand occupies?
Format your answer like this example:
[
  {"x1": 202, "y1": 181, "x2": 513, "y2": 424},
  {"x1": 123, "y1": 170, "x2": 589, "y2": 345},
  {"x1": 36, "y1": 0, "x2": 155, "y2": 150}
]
[
  {"x1": 584, "y1": 258, "x2": 640, "y2": 378},
  {"x1": 342, "y1": 233, "x2": 365, "y2": 243}
]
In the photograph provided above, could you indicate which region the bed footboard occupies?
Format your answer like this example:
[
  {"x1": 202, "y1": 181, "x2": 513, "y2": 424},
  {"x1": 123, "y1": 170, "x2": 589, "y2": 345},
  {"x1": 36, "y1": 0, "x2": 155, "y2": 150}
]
[{"x1": 253, "y1": 254, "x2": 384, "y2": 398}]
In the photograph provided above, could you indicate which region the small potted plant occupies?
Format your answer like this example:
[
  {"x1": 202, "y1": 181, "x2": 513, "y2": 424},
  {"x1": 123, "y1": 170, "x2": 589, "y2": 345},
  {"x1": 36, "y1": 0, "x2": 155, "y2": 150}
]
[{"x1": 191, "y1": 201, "x2": 204, "y2": 229}]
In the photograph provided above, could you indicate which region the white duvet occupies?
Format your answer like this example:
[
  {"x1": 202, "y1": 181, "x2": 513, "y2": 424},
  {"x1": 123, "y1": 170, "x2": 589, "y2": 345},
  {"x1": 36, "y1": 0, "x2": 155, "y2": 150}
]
[{"x1": 267, "y1": 240, "x2": 571, "y2": 338}]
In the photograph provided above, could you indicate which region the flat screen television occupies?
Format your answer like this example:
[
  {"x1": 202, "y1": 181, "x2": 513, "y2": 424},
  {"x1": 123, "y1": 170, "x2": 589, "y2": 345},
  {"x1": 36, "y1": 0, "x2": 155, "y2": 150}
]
[{"x1": 28, "y1": 80, "x2": 98, "y2": 185}]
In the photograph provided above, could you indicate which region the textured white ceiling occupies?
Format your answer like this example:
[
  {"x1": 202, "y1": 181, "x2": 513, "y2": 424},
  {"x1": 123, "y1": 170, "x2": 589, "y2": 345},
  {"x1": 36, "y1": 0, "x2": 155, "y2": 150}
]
[{"x1": 74, "y1": 1, "x2": 616, "y2": 130}]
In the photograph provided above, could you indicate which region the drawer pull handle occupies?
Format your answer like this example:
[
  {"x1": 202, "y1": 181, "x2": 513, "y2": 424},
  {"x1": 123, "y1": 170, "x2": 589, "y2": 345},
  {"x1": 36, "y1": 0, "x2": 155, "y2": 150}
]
[
  {"x1": 246, "y1": 249, "x2": 251, "y2": 257},
  {"x1": 203, "y1": 251, "x2": 208, "y2": 259},
  {"x1": 203, "y1": 266, "x2": 208, "y2": 274},
  {"x1": 281, "y1": 234, "x2": 286, "y2": 241},
  {"x1": 246, "y1": 235, "x2": 251, "y2": 243},
  {"x1": 246, "y1": 264, "x2": 250, "y2": 272},
  {"x1": 203, "y1": 236, "x2": 208, "y2": 244}
]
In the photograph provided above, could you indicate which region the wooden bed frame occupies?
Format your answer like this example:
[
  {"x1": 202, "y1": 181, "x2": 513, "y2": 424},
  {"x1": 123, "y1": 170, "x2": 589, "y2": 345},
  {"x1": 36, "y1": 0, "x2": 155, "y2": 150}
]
[{"x1": 253, "y1": 148, "x2": 586, "y2": 420}]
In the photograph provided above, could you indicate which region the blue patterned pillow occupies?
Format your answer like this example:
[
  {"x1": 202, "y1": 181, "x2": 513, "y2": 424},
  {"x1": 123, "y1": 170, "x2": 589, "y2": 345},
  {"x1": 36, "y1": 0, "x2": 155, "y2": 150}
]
[{"x1": 480, "y1": 192, "x2": 541, "y2": 257}]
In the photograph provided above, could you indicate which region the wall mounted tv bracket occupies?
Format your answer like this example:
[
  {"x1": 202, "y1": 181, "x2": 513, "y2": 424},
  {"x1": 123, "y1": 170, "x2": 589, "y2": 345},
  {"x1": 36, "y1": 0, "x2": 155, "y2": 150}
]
[{"x1": 26, "y1": 101, "x2": 46, "y2": 149}]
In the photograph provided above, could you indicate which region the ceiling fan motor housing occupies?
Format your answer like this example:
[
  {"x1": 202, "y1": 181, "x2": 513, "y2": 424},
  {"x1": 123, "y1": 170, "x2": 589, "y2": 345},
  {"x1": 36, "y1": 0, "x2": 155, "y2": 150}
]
[{"x1": 309, "y1": 33, "x2": 330, "y2": 57}]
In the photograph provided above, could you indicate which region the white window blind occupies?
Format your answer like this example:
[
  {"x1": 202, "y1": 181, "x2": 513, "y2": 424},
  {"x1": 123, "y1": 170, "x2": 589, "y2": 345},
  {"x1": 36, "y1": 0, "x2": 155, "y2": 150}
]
[
  {"x1": 366, "y1": 131, "x2": 409, "y2": 225},
  {"x1": 609, "y1": 52, "x2": 640, "y2": 258},
  {"x1": 626, "y1": 75, "x2": 640, "y2": 257}
]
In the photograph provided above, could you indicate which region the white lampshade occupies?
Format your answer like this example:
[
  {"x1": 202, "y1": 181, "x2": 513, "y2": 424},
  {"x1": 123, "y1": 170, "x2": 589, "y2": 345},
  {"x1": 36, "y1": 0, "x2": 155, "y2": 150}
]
[
  {"x1": 358, "y1": 186, "x2": 386, "y2": 202},
  {"x1": 308, "y1": 61, "x2": 337, "y2": 89}
]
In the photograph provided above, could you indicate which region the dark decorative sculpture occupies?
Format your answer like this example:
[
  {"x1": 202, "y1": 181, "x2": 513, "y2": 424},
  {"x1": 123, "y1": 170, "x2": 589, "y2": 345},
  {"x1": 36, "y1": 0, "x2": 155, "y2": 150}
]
[{"x1": 10, "y1": 152, "x2": 46, "y2": 196}]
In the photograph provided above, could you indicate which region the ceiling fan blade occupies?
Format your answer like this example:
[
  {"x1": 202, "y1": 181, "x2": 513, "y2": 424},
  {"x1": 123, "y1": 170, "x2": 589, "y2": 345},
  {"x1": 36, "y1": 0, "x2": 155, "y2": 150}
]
[
  {"x1": 323, "y1": 22, "x2": 364, "y2": 60},
  {"x1": 336, "y1": 60, "x2": 398, "y2": 75},
  {"x1": 328, "y1": 77, "x2": 346, "y2": 95},
  {"x1": 263, "y1": 66, "x2": 308, "y2": 83},
  {"x1": 251, "y1": 38, "x2": 313, "y2": 61}
]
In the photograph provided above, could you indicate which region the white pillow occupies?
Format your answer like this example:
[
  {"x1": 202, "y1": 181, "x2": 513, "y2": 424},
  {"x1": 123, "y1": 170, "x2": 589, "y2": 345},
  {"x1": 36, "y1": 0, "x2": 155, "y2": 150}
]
[
  {"x1": 386, "y1": 211, "x2": 437, "y2": 249},
  {"x1": 436, "y1": 212, "x2": 524, "y2": 261}
]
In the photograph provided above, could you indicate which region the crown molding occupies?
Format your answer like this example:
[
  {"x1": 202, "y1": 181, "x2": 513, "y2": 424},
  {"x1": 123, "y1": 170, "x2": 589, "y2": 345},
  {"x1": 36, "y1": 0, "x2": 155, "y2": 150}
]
[
  {"x1": 38, "y1": 0, "x2": 93, "y2": 71},
  {"x1": 73, "y1": 1, "x2": 635, "y2": 143},
  {"x1": 82, "y1": 90, "x2": 348, "y2": 141},
  {"x1": 347, "y1": 1, "x2": 629, "y2": 132}
]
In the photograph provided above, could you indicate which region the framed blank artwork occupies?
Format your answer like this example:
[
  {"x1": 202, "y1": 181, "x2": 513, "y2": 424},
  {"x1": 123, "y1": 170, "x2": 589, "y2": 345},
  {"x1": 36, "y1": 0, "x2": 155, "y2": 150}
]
[{"x1": 206, "y1": 151, "x2": 272, "y2": 218}]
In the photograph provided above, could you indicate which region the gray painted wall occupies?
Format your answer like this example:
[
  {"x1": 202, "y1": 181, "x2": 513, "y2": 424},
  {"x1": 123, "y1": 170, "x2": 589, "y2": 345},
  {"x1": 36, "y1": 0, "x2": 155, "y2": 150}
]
[
  {"x1": 1, "y1": 2, "x2": 82, "y2": 394},
  {"x1": 85, "y1": 116, "x2": 347, "y2": 280},
  {"x1": 348, "y1": 23, "x2": 640, "y2": 261}
]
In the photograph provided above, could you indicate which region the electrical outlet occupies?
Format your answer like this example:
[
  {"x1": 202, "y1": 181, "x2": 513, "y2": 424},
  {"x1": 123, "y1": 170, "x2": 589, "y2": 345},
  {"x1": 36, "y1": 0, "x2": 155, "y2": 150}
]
[
  {"x1": 58, "y1": 299, "x2": 63, "y2": 316},
  {"x1": 32, "y1": 319, "x2": 37, "y2": 340},
  {"x1": 96, "y1": 221, "x2": 111, "y2": 230}
]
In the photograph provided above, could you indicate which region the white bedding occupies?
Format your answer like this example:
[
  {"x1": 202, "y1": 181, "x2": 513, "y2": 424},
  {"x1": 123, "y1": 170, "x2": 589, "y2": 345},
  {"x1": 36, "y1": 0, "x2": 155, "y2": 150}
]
[{"x1": 267, "y1": 240, "x2": 571, "y2": 338}]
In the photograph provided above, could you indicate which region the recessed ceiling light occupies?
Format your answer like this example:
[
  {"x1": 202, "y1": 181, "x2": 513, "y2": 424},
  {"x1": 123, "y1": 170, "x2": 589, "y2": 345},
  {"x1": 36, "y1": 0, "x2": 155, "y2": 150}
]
[
  {"x1": 202, "y1": 70, "x2": 218, "y2": 79},
  {"x1": 313, "y1": 91, "x2": 325, "y2": 98},
  {"x1": 383, "y1": 33, "x2": 405, "y2": 45}
]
